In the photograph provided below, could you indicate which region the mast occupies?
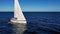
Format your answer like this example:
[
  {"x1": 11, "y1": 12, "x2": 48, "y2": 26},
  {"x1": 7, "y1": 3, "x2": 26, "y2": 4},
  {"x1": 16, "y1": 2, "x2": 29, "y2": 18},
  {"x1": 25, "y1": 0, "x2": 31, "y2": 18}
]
[{"x1": 14, "y1": 0, "x2": 26, "y2": 20}]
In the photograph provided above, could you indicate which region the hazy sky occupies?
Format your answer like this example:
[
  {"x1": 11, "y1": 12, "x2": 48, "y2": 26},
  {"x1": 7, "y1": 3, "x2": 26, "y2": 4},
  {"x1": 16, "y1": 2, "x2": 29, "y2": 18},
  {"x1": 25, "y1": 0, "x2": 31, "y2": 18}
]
[{"x1": 0, "y1": 0, "x2": 60, "y2": 12}]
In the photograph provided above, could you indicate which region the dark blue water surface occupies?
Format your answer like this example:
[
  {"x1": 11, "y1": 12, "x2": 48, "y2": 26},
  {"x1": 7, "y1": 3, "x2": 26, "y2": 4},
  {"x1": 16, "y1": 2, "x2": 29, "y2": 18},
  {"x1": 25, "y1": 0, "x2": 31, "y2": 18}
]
[{"x1": 0, "y1": 12, "x2": 60, "y2": 34}]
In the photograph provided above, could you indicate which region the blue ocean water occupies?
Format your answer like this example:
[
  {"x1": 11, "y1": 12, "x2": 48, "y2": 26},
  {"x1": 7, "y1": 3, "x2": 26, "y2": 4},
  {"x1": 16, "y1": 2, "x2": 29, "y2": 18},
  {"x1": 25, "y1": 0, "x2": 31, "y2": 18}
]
[{"x1": 0, "y1": 12, "x2": 60, "y2": 34}]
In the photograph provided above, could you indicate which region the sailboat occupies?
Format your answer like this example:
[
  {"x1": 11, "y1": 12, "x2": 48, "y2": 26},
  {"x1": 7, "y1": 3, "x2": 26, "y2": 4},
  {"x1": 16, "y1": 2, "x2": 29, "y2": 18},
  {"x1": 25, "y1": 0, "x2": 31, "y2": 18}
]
[
  {"x1": 11, "y1": 0, "x2": 27, "y2": 23},
  {"x1": 10, "y1": 0, "x2": 27, "y2": 34}
]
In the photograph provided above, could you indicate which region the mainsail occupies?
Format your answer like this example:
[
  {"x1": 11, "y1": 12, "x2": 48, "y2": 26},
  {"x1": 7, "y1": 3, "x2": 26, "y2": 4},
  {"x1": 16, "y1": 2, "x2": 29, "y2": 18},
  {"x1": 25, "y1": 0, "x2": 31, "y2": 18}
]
[{"x1": 14, "y1": 0, "x2": 26, "y2": 20}]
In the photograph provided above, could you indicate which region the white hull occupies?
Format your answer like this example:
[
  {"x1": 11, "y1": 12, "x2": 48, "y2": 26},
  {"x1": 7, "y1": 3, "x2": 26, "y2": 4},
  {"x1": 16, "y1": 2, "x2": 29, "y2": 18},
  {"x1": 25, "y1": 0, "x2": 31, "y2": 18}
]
[{"x1": 11, "y1": 18, "x2": 27, "y2": 23}]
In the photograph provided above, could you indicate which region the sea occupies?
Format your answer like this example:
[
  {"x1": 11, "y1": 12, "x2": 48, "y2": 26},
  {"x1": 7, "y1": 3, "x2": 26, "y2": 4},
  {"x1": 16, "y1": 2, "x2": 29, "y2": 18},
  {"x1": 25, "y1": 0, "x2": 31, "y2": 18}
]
[{"x1": 0, "y1": 12, "x2": 60, "y2": 34}]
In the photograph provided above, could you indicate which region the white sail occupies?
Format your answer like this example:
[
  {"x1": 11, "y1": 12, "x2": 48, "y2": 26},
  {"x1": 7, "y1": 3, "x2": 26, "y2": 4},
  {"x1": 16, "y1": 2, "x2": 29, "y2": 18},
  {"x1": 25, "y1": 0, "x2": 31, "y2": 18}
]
[{"x1": 14, "y1": 0, "x2": 26, "y2": 20}]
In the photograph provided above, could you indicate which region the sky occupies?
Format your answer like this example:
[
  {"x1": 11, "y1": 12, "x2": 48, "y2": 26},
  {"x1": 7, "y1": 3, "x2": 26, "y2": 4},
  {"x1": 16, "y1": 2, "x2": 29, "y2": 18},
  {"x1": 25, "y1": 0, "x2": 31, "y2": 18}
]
[{"x1": 0, "y1": 0, "x2": 60, "y2": 12}]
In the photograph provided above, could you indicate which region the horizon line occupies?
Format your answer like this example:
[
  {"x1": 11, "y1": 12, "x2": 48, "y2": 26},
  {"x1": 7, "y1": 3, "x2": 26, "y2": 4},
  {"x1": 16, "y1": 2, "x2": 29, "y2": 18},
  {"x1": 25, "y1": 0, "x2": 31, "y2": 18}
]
[
  {"x1": 0, "y1": 11, "x2": 60, "y2": 12},
  {"x1": 0, "y1": 10, "x2": 60, "y2": 11}
]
